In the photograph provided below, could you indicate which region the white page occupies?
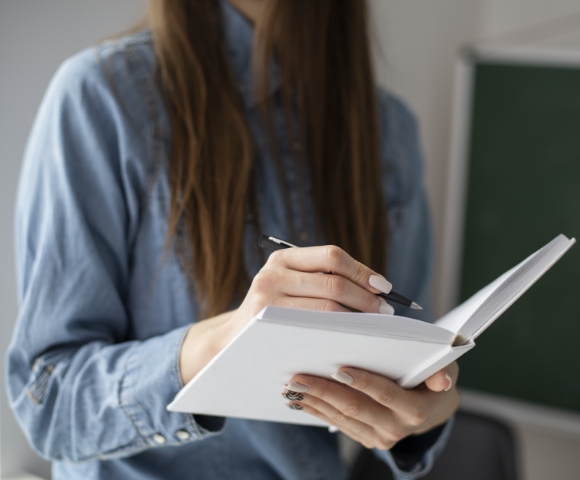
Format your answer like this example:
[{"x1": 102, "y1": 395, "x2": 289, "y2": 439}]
[
  {"x1": 435, "y1": 262, "x2": 522, "y2": 333},
  {"x1": 436, "y1": 234, "x2": 574, "y2": 339},
  {"x1": 459, "y1": 235, "x2": 575, "y2": 340}
]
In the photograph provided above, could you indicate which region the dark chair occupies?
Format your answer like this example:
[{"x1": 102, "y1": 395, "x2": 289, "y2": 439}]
[{"x1": 348, "y1": 410, "x2": 520, "y2": 480}]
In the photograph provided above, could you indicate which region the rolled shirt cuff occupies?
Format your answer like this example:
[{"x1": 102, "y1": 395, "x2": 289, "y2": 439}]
[
  {"x1": 373, "y1": 416, "x2": 455, "y2": 480},
  {"x1": 120, "y1": 324, "x2": 226, "y2": 448}
]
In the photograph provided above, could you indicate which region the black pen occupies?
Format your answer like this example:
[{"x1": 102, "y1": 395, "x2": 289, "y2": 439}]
[{"x1": 258, "y1": 235, "x2": 423, "y2": 310}]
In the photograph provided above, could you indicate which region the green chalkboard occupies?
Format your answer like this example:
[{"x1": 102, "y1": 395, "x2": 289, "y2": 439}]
[{"x1": 458, "y1": 61, "x2": 580, "y2": 413}]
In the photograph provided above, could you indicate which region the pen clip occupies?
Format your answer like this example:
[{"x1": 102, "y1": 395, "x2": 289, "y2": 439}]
[
  {"x1": 258, "y1": 235, "x2": 298, "y2": 251},
  {"x1": 268, "y1": 236, "x2": 298, "y2": 249}
]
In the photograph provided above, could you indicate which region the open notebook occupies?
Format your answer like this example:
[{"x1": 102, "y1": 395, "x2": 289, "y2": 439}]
[{"x1": 168, "y1": 234, "x2": 575, "y2": 426}]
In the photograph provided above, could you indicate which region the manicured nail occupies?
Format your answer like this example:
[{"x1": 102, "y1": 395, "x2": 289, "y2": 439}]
[
  {"x1": 331, "y1": 370, "x2": 354, "y2": 384},
  {"x1": 369, "y1": 275, "x2": 392, "y2": 294},
  {"x1": 285, "y1": 382, "x2": 309, "y2": 393},
  {"x1": 444, "y1": 373, "x2": 453, "y2": 391},
  {"x1": 286, "y1": 402, "x2": 303, "y2": 410},
  {"x1": 283, "y1": 390, "x2": 304, "y2": 401},
  {"x1": 379, "y1": 298, "x2": 394, "y2": 315}
]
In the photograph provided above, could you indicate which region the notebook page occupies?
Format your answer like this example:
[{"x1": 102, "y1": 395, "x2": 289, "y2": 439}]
[
  {"x1": 457, "y1": 234, "x2": 575, "y2": 341},
  {"x1": 435, "y1": 260, "x2": 525, "y2": 334}
]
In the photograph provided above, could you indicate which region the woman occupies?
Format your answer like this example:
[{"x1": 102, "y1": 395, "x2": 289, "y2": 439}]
[{"x1": 7, "y1": 0, "x2": 459, "y2": 479}]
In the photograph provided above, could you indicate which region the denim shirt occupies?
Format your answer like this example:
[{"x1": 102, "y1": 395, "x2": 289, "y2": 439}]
[{"x1": 7, "y1": 2, "x2": 452, "y2": 479}]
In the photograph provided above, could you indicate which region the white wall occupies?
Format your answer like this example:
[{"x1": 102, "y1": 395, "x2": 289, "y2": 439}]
[
  {"x1": 369, "y1": 0, "x2": 484, "y2": 318},
  {"x1": 481, "y1": 0, "x2": 580, "y2": 36},
  {"x1": 0, "y1": 2, "x2": 145, "y2": 477}
]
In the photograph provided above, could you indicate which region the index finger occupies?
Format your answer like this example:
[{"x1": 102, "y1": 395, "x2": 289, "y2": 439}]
[
  {"x1": 269, "y1": 245, "x2": 392, "y2": 294},
  {"x1": 331, "y1": 367, "x2": 413, "y2": 413}
]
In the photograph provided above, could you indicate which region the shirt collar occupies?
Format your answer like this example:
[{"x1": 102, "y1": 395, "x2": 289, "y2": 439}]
[{"x1": 220, "y1": 0, "x2": 281, "y2": 108}]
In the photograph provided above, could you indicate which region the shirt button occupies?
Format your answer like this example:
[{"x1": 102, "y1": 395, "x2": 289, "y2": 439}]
[
  {"x1": 152, "y1": 433, "x2": 166, "y2": 444},
  {"x1": 175, "y1": 429, "x2": 191, "y2": 441}
]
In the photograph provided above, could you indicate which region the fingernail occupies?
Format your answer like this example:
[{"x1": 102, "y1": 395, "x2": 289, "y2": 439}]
[
  {"x1": 379, "y1": 298, "x2": 395, "y2": 315},
  {"x1": 369, "y1": 274, "x2": 392, "y2": 294},
  {"x1": 285, "y1": 382, "x2": 309, "y2": 393},
  {"x1": 444, "y1": 373, "x2": 453, "y2": 391},
  {"x1": 331, "y1": 370, "x2": 354, "y2": 384},
  {"x1": 282, "y1": 390, "x2": 304, "y2": 401},
  {"x1": 286, "y1": 402, "x2": 303, "y2": 410}
]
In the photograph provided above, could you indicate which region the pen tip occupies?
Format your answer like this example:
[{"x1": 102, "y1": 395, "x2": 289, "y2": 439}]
[{"x1": 411, "y1": 302, "x2": 423, "y2": 310}]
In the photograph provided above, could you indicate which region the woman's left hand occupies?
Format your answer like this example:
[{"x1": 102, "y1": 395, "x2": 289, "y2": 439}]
[{"x1": 283, "y1": 362, "x2": 459, "y2": 450}]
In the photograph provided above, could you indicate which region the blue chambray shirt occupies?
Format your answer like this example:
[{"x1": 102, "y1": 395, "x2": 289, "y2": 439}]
[{"x1": 7, "y1": 2, "x2": 452, "y2": 479}]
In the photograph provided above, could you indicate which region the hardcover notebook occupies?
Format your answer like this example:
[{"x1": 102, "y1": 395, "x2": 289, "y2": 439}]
[{"x1": 168, "y1": 234, "x2": 575, "y2": 427}]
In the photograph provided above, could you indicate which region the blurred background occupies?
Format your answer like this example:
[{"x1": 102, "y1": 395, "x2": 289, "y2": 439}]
[{"x1": 1, "y1": 1, "x2": 579, "y2": 479}]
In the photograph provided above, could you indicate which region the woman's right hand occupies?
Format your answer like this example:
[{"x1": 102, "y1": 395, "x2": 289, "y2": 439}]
[
  {"x1": 234, "y1": 244, "x2": 394, "y2": 321},
  {"x1": 180, "y1": 245, "x2": 394, "y2": 385}
]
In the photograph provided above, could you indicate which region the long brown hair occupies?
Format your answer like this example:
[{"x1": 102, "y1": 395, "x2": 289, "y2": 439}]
[{"x1": 148, "y1": 0, "x2": 388, "y2": 318}]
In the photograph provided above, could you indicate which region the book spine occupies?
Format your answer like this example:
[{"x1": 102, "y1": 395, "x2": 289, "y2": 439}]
[{"x1": 397, "y1": 341, "x2": 475, "y2": 389}]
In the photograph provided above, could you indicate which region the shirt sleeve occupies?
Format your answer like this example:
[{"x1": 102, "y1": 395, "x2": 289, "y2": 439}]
[
  {"x1": 7, "y1": 47, "x2": 224, "y2": 463},
  {"x1": 373, "y1": 417, "x2": 455, "y2": 480},
  {"x1": 374, "y1": 90, "x2": 454, "y2": 478}
]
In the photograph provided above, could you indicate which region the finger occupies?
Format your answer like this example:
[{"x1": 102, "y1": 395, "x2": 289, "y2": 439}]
[
  {"x1": 285, "y1": 394, "x2": 379, "y2": 442},
  {"x1": 271, "y1": 296, "x2": 351, "y2": 313},
  {"x1": 275, "y1": 269, "x2": 386, "y2": 314},
  {"x1": 331, "y1": 367, "x2": 417, "y2": 415},
  {"x1": 288, "y1": 402, "x2": 381, "y2": 450},
  {"x1": 287, "y1": 374, "x2": 395, "y2": 428},
  {"x1": 290, "y1": 398, "x2": 400, "y2": 450},
  {"x1": 268, "y1": 245, "x2": 392, "y2": 294},
  {"x1": 424, "y1": 370, "x2": 452, "y2": 392},
  {"x1": 425, "y1": 362, "x2": 459, "y2": 392}
]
